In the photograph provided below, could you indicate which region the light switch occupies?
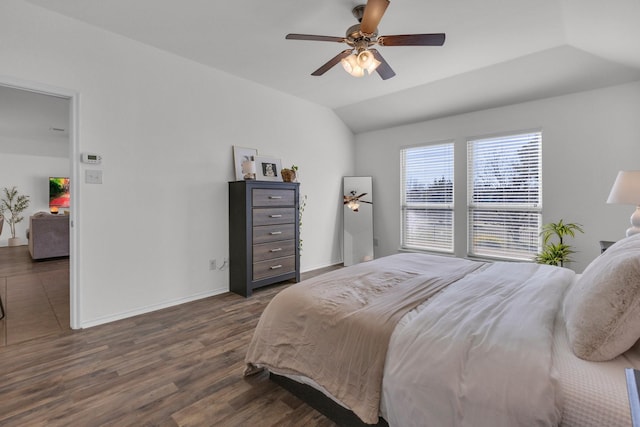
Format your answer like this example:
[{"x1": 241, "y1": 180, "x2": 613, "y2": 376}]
[{"x1": 85, "y1": 169, "x2": 103, "y2": 184}]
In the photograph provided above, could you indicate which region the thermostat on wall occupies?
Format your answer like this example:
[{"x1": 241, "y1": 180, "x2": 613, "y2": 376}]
[{"x1": 81, "y1": 152, "x2": 102, "y2": 164}]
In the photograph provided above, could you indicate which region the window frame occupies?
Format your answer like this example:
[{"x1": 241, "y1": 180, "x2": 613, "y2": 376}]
[
  {"x1": 400, "y1": 141, "x2": 455, "y2": 254},
  {"x1": 466, "y1": 131, "x2": 543, "y2": 261}
]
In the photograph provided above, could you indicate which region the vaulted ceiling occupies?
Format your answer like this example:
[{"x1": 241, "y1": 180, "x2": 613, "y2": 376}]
[{"x1": 20, "y1": 0, "x2": 640, "y2": 133}]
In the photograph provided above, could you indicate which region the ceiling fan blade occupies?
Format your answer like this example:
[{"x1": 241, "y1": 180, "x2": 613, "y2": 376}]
[
  {"x1": 370, "y1": 49, "x2": 395, "y2": 80},
  {"x1": 311, "y1": 49, "x2": 353, "y2": 76},
  {"x1": 360, "y1": 0, "x2": 390, "y2": 35},
  {"x1": 378, "y1": 33, "x2": 446, "y2": 46},
  {"x1": 286, "y1": 34, "x2": 346, "y2": 43}
]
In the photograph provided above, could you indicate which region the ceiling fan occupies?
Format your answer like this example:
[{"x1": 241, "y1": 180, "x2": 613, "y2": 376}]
[
  {"x1": 285, "y1": 0, "x2": 445, "y2": 80},
  {"x1": 344, "y1": 191, "x2": 372, "y2": 212}
]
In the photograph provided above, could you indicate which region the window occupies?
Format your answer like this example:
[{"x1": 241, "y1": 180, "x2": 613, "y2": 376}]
[
  {"x1": 467, "y1": 132, "x2": 542, "y2": 260},
  {"x1": 401, "y1": 143, "x2": 454, "y2": 252}
]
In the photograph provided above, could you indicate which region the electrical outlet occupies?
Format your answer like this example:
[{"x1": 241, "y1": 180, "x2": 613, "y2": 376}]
[{"x1": 209, "y1": 259, "x2": 216, "y2": 270}]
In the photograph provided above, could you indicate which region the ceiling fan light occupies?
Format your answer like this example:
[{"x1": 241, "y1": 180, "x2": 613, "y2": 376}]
[
  {"x1": 341, "y1": 53, "x2": 357, "y2": 73},
  {"x1": 356, "y1": 50, "x2": 374, "y2": 68},
  {"x1": 366, "y1": 57, "x2": 381, "y2": 74},
  {"x1": 351, "y1": 66, "x2": 365, "y2": 77},
  {"x1": 341, "y1": 54, "x2": 365, "y2": 77},
  {"x1": 347, "y1": 201, "x2": 360, "y2": 211}
]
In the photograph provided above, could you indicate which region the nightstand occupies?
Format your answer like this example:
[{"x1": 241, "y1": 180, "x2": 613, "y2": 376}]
[
  {"x1": 625, "y1": 368, "x2": 640, "y2": 427},
  {"x1": 599, "y1": 240, "x2": 615, "y2": 253}
]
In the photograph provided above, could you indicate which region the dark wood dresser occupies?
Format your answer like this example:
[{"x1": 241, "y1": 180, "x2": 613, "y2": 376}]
[{"x1": 228, "y1": 180, "x2": 300, "y2": 297}]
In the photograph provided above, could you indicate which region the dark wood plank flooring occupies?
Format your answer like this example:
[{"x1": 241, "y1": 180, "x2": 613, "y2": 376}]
[{"x1": 0, "y1": 247, "x2": 341, "y2": 426}]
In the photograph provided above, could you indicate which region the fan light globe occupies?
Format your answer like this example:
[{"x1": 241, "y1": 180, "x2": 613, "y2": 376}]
[
  {"x1": 366, "y1": 57, "x2": 382, "y2": 74},
  {"x1": 347, "y1": 201, "x2": 360, "y2": 211},
  {"x1": 341, "y1": 54, "x2": 365, "y2": 77},
  {"x1": 340, "y1": 54, "x2": 356, "y2": 72},
  {"x1": 357, "y1": 50, "x2": 374, "y2": 68}
]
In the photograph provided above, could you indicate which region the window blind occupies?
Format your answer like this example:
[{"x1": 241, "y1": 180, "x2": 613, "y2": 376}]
[
  {"x1": 401, "y1": 143, "x2": 454, "y2": 252},
  {"x1": 467, "y1": 132, "x2": 542, "y2": 260}
]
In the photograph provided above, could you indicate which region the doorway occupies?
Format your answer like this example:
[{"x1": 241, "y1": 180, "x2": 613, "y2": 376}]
[{"x1": 0, "y1": 77, "x2": 79, "y2": 340}]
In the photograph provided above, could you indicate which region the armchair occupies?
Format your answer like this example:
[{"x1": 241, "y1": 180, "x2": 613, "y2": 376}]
[{"x1": 27, "y1": 212, "x2": 70, "y2": 259}]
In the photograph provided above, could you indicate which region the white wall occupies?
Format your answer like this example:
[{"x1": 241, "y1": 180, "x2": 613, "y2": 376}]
[
  {"x1": 355, "y1": 80, "x2": 640, "y2": 273},
  {"x1": 0, "y1": 142, "x2": 69, "y2": 245},
  {"x1": 0, "y1": 0, "x2": 353, "y2": 327}
]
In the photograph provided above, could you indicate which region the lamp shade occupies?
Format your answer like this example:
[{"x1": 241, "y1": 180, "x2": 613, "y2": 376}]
[
  {"x1": 607, "y1": 171, "x2": 640, "y2": 205},
  {"x1": 607, "y1": 170, "x2": 640, "y2": 237}
]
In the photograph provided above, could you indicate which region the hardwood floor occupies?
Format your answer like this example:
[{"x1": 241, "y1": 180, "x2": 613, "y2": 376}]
[{"x1": 0, "y1": 249, "x2": 341, "y2": 427}]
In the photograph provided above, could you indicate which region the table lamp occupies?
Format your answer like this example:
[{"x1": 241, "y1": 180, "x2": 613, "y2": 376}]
[{"x1": 607, "y1": 170, "x2": 640, "y2": 237}]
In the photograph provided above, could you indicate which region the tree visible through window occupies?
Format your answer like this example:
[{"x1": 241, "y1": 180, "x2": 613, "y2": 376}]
[
  {"x1": 467, "y1": 132, "x2": 542, "y2": 260},
  {"x1": 401, "y1": 143, "x2": 454, "y2": 252}
]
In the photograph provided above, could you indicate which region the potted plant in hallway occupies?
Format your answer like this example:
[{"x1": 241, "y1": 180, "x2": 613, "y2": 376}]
[{"x1": 0, "y1": 186, "x2": 31, "y2": 246}]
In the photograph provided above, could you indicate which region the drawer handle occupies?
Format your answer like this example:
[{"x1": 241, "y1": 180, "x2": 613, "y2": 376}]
[
  {"x1": 270, "y1": 265, "x2": 283, "y2": 270},
  {"x1": 270, "y1": 248, "x2": 282, "y2": 252},
  {"x1": 269, "y1": 214, "x2": 282, "y2": 218},
  {"x1": 268, "y1": 196, "x2": 283, "y2": 199},
  {"x1": 269, "y1": 231, "x2": 282, "y2": 235}
]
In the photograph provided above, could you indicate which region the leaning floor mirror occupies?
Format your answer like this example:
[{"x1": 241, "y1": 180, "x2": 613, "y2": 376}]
[{"x1": 343, "y1": 176, "x2": 374, "y2": 266}]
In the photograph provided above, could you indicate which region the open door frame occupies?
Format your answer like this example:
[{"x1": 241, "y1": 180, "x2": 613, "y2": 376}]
[{"x1": 0, "y1": 75, "x2": 81, "y2": 329}]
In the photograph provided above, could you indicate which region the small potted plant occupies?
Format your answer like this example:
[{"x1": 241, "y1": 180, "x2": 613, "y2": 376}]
[
  {"x1": 0, "y1": 186, "x2": 31, "y2": 246},
  {"x1": 536, "y1": 219, "x2": 584, "y2": 267},
  {"x1": 281, "y1": 165, "x2": 298, "y2": 182}
]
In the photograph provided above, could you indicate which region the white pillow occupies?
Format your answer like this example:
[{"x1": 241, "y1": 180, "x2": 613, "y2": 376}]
[{"x1": 564, "y1": 234, "x2": 640, "y2": 361}]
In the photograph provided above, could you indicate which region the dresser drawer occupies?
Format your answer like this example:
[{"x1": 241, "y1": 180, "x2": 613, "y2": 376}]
[
  {"x1": 253, "y1": 224, "x2": 295, "y2": 244},
  {"x1": 252, "y1": 188, "x2": 295, "y2": 207},
  {"x1": 253, "y1": 256, "x2": 295, "y2": 280},
  {"x1": 253, "y1": 240, "x2": 296, "y2": 262},
  {"x1": 253, "y1": 207, "x2": 295, "y2": 226}
]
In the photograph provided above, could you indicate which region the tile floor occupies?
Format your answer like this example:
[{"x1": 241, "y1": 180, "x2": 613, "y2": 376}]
[{"x1": 0, "y1": 245, "x2": 70, "y2": 346}]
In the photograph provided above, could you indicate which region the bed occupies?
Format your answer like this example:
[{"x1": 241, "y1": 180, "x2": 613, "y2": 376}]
[{"x1": 245, "y1": 234, "x2": 640, "y2": 426}]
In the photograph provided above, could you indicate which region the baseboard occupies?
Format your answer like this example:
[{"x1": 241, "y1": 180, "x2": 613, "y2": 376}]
[
  {"x1": 301, "y1": 260, "x2": 343, "y2": 273},
  {"x1": 0, "y1": 242, "x2": 28, "y2": 247},
  {"x1": 79, "y1": 286, "x2": 228, "y2": 328}
]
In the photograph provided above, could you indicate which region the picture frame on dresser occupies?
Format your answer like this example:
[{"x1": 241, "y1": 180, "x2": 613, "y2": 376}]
[
  {"x1": 233, "y1": 146, "x2": 257, "y2": 181},
  {"x1": 254, "y1": 156, "x2": 282, "y2": 181}
]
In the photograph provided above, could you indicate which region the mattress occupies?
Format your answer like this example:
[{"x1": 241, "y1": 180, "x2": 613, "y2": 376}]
[{"x1": 552, "y1": 304, "x2": 638, "y2": 426}]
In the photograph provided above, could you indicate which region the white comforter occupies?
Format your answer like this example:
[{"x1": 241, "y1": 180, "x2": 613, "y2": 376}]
[{"x1": 381, "y1": 261, "x2": 575, "y2": 427}]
